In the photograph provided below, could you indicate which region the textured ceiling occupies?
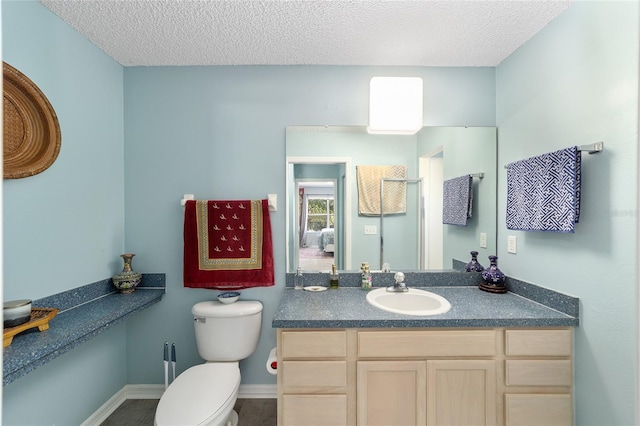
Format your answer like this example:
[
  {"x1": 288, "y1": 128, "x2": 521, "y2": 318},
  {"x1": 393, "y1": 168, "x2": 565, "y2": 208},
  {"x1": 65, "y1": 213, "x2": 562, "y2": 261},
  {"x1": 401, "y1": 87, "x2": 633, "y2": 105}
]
[{"x1": 39, "y1": 0, "x2": 573, "y2": 67}]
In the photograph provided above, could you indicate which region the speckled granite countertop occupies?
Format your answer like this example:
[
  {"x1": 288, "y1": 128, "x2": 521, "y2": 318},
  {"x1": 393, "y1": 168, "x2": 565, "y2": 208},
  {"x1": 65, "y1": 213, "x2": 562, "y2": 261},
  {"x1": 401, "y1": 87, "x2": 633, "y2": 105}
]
[
  {"x1": 272, "y1": 272, "x2": 579, "y2": 329},
  {"x1": 3, "y1": 274, "x2": 165, "y2": 386}
]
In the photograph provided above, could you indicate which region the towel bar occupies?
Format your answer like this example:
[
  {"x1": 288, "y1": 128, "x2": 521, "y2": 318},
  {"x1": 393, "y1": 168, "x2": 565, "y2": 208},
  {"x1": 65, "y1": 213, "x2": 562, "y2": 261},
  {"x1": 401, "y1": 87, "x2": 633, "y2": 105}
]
[
  {"x1": 180, "y1": 194, "x2": 195, "y2": 206},
  {"x1": 180, "y1": 194, "x2": 278, "y2": 212},
  {"x1": 504, "y1": 142, "x2": 604, "y2": 168},
  {"x1": 579, "y1": 141, "x2": 604, "y2": 154}
]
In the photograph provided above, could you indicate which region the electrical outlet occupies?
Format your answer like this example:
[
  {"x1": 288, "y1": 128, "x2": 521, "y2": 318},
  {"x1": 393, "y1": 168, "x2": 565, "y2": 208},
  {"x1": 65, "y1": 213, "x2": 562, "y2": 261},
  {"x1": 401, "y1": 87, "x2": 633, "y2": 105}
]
[
  {"x1": 364, "y1": 225, "x2": 377, "y2": 235},
  {"x1": 507, "y1": 235, "x2": 517, "y2": 254},
  {"x1": 480, "y1": 232, "x2": 487, "y2": 248}
]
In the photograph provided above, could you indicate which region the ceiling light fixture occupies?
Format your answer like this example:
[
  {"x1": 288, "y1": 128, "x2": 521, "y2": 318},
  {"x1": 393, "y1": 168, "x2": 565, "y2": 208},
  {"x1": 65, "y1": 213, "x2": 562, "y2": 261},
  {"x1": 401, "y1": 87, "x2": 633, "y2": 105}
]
[{"x1": 367, "y1": 77, "x2": 423, "y2": 135}]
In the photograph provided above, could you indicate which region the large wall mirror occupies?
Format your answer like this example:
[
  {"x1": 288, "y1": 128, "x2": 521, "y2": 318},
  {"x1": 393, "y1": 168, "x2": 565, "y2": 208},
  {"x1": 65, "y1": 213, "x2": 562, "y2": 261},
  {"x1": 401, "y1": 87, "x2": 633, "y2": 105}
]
[{"x1": 286, "y1": 126, "x2": 497, "y2": 273}]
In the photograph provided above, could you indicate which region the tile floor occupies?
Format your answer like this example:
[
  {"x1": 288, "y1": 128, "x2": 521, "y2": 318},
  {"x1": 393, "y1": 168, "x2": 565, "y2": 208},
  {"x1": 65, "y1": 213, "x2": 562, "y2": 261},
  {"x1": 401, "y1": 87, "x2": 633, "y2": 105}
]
[{"x1": 100, "y1": 398, "x2": 277, "y2": 426}]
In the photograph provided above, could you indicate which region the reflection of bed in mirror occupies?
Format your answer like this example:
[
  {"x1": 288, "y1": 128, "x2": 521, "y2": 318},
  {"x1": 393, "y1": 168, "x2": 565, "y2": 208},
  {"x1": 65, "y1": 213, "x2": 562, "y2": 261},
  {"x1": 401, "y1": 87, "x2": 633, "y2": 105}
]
[{"x1": 319, "y1": 228, "x2": 335, "y2": 253}]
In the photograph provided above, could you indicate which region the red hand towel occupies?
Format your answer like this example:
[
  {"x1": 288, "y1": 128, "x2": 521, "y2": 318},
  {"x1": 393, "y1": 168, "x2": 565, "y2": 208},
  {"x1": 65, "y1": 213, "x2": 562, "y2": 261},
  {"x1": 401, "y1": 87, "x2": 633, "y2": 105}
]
[{"x1": 184, "y1": 199, "x2": 274, "y2": 289}]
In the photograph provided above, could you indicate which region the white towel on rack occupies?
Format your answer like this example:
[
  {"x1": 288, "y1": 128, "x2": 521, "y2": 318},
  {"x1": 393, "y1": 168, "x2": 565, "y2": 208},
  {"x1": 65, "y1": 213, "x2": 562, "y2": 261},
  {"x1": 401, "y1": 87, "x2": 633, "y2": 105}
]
[
  {"x1": 506, "y1": 146, "x2": 581, "y2": 232},
  {"x1": 356, "y1": 165, "x2": 407, "y2": 216}
]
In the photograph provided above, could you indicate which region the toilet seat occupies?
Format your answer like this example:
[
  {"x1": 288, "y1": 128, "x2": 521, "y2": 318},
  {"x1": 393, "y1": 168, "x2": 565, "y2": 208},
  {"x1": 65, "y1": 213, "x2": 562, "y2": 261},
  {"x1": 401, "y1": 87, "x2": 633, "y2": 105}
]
[{"x1": 155, "y1": 363, "x2": 241, "y2": 426}]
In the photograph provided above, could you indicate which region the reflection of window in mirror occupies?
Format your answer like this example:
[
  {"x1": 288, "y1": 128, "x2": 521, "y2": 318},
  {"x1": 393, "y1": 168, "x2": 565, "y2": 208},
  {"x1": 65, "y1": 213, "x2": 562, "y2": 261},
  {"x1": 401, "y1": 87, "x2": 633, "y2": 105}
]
[
  {"x1": 297, "y1": 181, "x2": 335, "y2": 271},
  {"x1": 306, "y1": 197, "x2": 334, "y2": 231}
]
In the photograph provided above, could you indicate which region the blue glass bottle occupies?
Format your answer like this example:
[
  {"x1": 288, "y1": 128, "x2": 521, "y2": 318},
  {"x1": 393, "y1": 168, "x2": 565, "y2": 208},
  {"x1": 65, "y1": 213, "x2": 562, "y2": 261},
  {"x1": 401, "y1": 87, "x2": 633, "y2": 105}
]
[
  {"x1": 480, "y1": 255, "x2": 506, "y2": 293},
  {"x1": 465, "y1": 251, "x2": 484, "y2": 272}
]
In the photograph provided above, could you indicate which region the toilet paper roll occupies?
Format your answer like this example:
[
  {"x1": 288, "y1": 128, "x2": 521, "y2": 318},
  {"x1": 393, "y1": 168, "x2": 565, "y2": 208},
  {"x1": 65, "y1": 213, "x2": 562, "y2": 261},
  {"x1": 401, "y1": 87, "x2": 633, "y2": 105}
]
[{"x1": 266, "y1": 347, "x2": 277, "y2": 375}]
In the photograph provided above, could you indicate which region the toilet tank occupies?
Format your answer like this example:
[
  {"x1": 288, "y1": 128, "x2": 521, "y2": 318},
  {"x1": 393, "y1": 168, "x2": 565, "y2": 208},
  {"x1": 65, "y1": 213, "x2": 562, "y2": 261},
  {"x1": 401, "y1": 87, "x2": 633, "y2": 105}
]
[{"x1": 192, "y1": 300, "x2": 263, "y2": 361}]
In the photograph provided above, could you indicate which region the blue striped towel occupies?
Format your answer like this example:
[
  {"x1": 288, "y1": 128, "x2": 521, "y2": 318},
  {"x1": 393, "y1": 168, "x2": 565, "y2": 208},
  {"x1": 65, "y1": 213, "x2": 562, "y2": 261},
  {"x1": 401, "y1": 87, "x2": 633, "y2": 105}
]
[
  {"x1": 506, "y1": 146, "x2": 581, "y2": 233},
  {"x1": 442, "y1": 174, "x2": 473, "y2": 226}
]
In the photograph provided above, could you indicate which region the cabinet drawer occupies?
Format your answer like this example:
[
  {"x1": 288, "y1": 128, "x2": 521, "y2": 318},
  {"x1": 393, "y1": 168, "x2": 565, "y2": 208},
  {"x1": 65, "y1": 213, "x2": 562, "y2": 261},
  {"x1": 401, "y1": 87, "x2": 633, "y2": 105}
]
[
  {"x1": 506, "y1": 360, "x2": 572, "y2": 386},
  {"x1": 505, "y1": 329, "x2": 572, "y2": 356},
  {"x1": 281, "y1": 331, "x2": 346, "y2": 358},
  {"x1": 282, "y1": 394, "x2": 347, "y2": 426},
  {"x1": 281, "y1": 361, "x2": 347, "y2": 389},
  {"x1": 505, "y1": 394, "x2": 572, "y2": 426},
  {"x1": 358, "y1": 330, "x2": 496, "y2": 357}
]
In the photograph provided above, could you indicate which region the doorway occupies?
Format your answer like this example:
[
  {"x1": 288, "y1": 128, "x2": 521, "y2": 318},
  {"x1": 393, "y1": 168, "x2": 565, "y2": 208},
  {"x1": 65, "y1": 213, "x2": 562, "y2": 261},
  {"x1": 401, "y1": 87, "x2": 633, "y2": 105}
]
[
  {"x1": 296, "y1": 180, "x2": 336, "y2": 271},
  {"x1": 419, "y1": 148, "x2": 444, "y2": 269},
  {"x1": 286, "y1": 157, "x2": 351, "y2": 272}
]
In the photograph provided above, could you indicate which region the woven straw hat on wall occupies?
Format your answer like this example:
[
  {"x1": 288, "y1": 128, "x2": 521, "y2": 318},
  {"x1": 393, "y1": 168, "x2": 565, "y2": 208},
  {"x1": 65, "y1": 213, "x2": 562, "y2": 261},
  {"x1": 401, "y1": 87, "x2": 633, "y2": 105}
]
[{"x1": 3, "y1": 61, "x2": 61, "y2": 179}]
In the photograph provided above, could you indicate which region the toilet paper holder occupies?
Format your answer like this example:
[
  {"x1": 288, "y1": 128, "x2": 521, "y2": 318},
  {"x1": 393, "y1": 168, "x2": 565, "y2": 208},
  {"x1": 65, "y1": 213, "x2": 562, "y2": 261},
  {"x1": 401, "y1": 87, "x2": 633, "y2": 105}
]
[{"x1": 266, "y1": 347, "x2": 277, "y2": 375}]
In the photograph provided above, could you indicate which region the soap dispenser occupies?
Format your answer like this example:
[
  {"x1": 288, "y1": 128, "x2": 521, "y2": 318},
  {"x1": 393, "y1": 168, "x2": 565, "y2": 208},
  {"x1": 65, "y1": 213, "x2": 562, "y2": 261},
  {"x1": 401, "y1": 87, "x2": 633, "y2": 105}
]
[
  {"x1": 361, "y1": 262, "x2": 372, "y2": 290},
  {"x1": 329, "y1": 264, "x2": 340, "y2": 289},
  {"x1": 294, "y1": 267, "x2": 304, "y2": 290}
]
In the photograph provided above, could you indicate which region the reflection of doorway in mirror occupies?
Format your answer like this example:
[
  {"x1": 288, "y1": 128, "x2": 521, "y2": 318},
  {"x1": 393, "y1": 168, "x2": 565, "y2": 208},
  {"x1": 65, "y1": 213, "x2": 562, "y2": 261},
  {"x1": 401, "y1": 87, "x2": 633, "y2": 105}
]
[
  {"x1": 297, "y1": 180, "x2": 336, "y2": 272},
  {"x1": 420, "y1": 148, "x2": 444, "y2": 269}
]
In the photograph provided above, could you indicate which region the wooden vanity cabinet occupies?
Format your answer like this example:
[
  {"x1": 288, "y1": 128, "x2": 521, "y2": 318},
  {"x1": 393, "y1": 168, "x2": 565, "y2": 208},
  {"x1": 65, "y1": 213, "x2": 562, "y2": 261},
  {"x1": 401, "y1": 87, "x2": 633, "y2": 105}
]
[
  {"x1": 277, "y1": 328, "x2": 573, "y2": 426},
  {"x1": 503, "y1": 329, "x2": 573, "y2": 426},
  {"x1": 357, "y1": 329, "x2": 497, "y2": 426},
  {"x1": 277, "y1": 330, "x2": 352, "y2": 426}
]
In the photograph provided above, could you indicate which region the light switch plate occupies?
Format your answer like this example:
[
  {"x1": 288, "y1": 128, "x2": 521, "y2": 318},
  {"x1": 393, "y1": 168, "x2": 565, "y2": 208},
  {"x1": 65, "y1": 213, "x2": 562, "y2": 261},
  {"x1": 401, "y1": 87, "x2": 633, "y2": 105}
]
[
  {"x1": 364, "y1": 225, "x2": 377, "y2": 235},
  {"x1": 507, "y1": 235, "x2": 517, "y2": 254},
  {"x1": 480, "y1": 232, "x2": 487, "y2": 248}
]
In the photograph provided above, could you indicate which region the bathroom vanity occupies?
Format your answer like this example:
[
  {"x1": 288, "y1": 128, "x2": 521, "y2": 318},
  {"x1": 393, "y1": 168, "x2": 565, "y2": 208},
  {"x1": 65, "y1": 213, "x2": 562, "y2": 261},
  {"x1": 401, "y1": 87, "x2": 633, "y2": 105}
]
[{"x1": 272, "y1": 281, "x2": 578, "y2": 426}]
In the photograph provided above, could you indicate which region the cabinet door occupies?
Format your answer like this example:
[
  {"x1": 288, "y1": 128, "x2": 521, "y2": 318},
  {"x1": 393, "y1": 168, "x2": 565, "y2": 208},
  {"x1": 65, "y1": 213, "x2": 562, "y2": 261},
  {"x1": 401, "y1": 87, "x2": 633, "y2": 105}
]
[
  {"x1": 427, "y1": 360, "x2": 496, "y2": 426},
  {"x1": 357, "y1": 360, "x2": 427, "y2": 426}
]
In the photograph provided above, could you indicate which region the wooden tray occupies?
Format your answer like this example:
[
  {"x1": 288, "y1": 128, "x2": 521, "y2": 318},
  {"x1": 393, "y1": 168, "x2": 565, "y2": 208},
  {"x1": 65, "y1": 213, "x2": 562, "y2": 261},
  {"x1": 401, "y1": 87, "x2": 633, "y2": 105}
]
[{"x1": 3, "y1": 307, "x2": 59, "y2": 347}]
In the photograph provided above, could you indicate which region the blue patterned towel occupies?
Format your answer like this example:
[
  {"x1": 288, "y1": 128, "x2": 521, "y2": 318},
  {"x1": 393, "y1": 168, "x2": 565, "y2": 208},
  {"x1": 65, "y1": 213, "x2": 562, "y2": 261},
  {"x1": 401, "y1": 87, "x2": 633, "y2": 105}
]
[
  {"x1": 442, "y1": 175, "x2": 473, "y2": 226},
  {"x1": 506, "y1": 146, "x2": 581, "y2": 233}
]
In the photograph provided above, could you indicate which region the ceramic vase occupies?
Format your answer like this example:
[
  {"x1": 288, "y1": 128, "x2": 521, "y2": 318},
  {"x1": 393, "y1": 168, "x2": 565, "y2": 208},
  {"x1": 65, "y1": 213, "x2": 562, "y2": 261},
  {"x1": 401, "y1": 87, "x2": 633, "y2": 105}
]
[
  {"x1": 479, "y1": 255, "x2": 507, "y2": 293},
  {"x1": 112, "y1": 253, "x2": 142, "y2": 294},
  {"x1": 465, "y1": 251, "x2": 484, "y2": 272}
]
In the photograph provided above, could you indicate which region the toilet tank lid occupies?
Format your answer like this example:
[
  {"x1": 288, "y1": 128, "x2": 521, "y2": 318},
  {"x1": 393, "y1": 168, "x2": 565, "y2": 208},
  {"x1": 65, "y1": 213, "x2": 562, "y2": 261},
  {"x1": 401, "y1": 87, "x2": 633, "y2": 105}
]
[{"x1": 192, "y1": 300, "x2": 263, "y2": 318}]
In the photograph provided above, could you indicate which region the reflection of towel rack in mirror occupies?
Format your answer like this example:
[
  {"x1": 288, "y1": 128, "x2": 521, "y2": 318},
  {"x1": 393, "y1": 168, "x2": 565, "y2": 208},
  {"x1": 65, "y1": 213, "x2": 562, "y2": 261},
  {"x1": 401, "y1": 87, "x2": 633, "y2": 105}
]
[
  {"x1": 503, "y1": 142, "x2": 604, "y2": 168},
  {"x1": 180, "y1": 194, "x2": 278, "y2": 212},
  {"x1": 379, "y1": 178, "x2": 424, "y2": 270}
]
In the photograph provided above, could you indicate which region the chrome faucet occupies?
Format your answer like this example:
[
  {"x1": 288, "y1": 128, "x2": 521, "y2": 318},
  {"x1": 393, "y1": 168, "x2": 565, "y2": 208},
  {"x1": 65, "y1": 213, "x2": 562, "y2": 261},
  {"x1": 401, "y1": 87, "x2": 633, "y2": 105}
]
[{"x1": 386, "y1": 272, "x2": 409, "y2": 293}]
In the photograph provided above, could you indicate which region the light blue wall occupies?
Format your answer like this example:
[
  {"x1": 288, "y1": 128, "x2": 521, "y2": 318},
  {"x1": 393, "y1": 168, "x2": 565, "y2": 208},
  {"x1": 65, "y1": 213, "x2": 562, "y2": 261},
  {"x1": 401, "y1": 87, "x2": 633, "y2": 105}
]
[
  {"x1": 2, "y1": 1, "x2": 126, "y2": 424},
  {"x1": 496, "y1": 1, "x2": 639, "y2": 424},
  {"x1": 3, "y1": 325, "x2": 127, "y2": 425},
  {"x1": 122, "y1": 66, "x2": 495, "y2": 385},
  {"x1": 4, "y1": 1, "x2": 638, "y2": 424}
]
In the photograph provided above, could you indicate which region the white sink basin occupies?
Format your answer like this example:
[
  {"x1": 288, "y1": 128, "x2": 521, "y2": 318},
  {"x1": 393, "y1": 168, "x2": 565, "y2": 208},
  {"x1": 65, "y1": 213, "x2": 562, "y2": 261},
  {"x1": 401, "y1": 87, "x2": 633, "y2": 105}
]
[{"x1": 366, "y1": 287, "x2": 451, "y2": 316}]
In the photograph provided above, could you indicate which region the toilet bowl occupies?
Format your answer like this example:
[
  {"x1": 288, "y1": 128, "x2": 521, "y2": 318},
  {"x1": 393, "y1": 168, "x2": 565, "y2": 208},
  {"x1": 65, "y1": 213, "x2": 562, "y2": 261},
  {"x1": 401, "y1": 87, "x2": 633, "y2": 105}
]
[
  {"x1": 155, "y1": 363, "x2": 240, "y2": 426},
  {"x1": 154, "y1": 300, "x2": 263, "y2": 426}
]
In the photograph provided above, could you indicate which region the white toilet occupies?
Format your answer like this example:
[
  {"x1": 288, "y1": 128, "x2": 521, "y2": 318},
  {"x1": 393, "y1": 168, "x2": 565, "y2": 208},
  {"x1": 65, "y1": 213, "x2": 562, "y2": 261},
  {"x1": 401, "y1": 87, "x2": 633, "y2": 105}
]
[{"x1": 155, "y1": 300, "x2": 263, "y2": 426}]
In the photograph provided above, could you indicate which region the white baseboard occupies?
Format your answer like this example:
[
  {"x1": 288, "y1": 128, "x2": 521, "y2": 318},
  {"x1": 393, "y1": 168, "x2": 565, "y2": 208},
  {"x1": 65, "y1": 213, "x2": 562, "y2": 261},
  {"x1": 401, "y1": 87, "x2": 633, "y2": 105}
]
[
  {"x1": 82, "y1": 383, "x2": 277, "y2": 425},
  {"x1": 123, "y1": 383, "x2": 165, "y2": 399},
  {"x1": 238, "y1": 384, "x2": 277, "y2": 399},
  {"x1": 81, "y1": 387, "x2": 128, "y2": 426}
]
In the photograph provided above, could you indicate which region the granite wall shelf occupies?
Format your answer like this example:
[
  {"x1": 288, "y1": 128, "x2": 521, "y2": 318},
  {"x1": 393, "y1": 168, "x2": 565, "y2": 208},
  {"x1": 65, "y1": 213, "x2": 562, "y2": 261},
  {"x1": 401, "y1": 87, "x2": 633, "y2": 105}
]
[{"x1": 3, "y1": 274, "x2": 165, "y2": 385}]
